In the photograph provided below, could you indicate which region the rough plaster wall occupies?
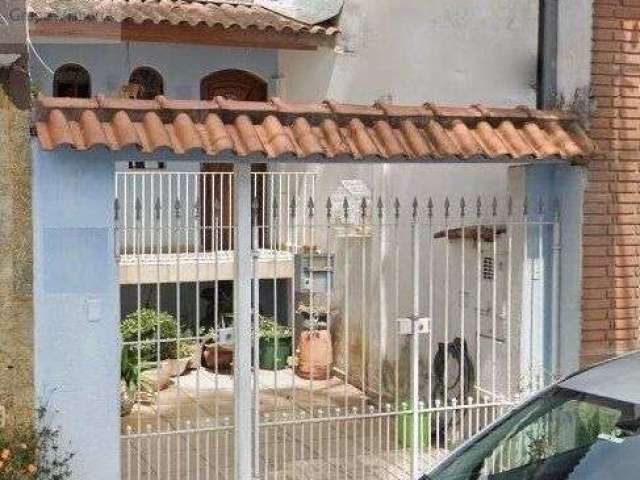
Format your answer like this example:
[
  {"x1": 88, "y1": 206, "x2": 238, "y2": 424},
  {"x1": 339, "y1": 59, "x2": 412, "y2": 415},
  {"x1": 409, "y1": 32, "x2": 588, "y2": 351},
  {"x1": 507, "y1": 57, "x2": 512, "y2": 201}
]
[
  {"x1": 0, "y1": 90, "x2": 34, "y2": 427},
  {"x1": 558, "y1": 0, "x2": 594, "y2": 106},
  {"x1": 280, "y1": 0, "x2": 539, "y2": 105}
]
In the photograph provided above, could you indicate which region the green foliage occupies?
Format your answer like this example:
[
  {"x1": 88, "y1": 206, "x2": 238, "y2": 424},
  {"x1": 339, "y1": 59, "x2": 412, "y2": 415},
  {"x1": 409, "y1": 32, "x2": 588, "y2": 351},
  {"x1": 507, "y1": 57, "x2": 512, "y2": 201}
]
[
  {"x1": 120, "y1": 308, "x2": 179, "y2": 363},
  {"x1": 258, "y1": 318, "x2": 291, "y2": 339},
  {"x1": 575, "y1": 405, "x2": 619, "y2": 446},
  {"x1": 0, "y1": 406, "x2": 74, "y2": 479},
  {"x1": 120, "y1": 347, "x2": 140, "y2": 390}
]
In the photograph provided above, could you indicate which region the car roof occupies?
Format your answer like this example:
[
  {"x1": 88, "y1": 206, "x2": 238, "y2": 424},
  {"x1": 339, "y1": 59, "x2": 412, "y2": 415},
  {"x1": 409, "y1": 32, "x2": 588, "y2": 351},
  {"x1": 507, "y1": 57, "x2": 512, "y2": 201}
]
[{"x1": 559, "y1": 351, "x2": 640, "y2": 404}]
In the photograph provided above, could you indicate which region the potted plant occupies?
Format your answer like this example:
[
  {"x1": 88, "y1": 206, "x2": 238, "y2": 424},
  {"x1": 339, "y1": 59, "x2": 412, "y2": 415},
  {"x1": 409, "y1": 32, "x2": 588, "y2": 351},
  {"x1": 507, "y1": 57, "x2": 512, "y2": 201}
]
[
  {"x1": 120, "y1": 346, "x2": 139, "y2": 417},
  {"x1": 258, "y1": 317, "x2": 292, "y2": 371},
  {"x1": 202, "y1": 315, "x2": 234, "y2": 371},
  {"x1": 120, "y1": 308, "x2": 179, "y2": 364},
  {"x1": 296, "y1": 304, "x2": 333, "y2": 380}
]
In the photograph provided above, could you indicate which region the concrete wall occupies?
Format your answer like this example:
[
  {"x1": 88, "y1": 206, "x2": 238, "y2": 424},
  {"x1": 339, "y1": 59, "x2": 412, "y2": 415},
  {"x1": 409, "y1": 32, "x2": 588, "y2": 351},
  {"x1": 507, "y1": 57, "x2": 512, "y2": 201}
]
[
  {"x1": 33, "y1": 145, "x2": 119, "y2": 480},
  {"x1": 280, "y1": 0, "x2": 539, "y2": 105},
  {"x1": 558, "y1": 0, "x2": 594, "y2": 108}
]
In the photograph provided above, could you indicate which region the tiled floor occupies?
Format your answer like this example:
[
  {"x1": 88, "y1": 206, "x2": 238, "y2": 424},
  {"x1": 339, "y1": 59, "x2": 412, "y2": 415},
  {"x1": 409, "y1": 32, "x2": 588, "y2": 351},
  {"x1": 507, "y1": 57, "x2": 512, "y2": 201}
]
[{"x1": 121, "y1": 367, "x2": 443, "y2": 479}]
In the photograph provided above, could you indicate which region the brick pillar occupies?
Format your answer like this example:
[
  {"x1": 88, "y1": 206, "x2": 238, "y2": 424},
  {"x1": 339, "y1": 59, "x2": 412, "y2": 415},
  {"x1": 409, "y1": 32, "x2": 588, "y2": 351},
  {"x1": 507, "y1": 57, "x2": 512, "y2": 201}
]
[{"x1": 583, "y1": 0, "x2": 640, "y2": 364}]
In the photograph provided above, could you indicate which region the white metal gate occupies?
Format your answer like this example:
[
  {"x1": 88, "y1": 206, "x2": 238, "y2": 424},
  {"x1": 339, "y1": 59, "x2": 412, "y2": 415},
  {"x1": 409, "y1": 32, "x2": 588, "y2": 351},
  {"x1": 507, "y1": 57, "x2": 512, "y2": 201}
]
[{"x1": 116, "y1": 170, "x2": 560, "y2": 480}]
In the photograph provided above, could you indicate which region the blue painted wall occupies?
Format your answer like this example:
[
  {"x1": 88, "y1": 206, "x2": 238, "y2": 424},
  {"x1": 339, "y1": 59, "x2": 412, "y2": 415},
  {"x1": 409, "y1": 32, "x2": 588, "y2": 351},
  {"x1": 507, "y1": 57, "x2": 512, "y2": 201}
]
[
  {"x1": 517, "y1": 163, "x2": 585, "y2": 380},
  {"x1": 30, "y1": 42, "x2": 279, "y2": 99},
  {"x1": 33, "y1": 144, "x2": 120, "y2": 480}
]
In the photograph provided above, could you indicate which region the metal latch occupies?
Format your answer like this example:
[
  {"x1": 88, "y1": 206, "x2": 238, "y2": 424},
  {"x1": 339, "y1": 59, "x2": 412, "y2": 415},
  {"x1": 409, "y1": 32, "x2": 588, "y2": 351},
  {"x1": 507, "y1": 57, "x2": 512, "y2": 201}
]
[{"x1": 397, "y1": 316, "x2": 431, "y2": 335}]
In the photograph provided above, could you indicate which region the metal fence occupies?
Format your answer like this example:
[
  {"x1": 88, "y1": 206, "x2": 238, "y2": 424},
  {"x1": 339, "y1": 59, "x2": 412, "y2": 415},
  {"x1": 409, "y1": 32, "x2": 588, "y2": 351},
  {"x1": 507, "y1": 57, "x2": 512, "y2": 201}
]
[
  {"x1": 117, "y1": 175, "x2": 560, "y2": 479},
  {"x1": 114, "y1": 171, "x2": 317, "y2": 257}
]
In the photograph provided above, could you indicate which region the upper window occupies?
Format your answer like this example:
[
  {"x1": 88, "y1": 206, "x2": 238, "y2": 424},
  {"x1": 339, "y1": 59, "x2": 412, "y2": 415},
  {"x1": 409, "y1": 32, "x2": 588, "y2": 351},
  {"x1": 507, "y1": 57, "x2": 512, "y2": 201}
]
[
  {"x1": 53, "y1": 64, "x2": 91, "y2": 98},
  {"x1": 200, "y1": 69, "x2": 267, "y2": 101},
  {"x1": 128, "y1": 67, "x2": 164, "y2": 100}
]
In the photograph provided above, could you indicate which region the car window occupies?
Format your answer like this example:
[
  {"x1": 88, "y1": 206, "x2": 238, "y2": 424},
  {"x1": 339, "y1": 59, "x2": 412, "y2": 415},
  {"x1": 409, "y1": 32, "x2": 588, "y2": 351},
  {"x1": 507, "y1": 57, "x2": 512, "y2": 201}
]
[{"x1": 428, "y1": 387, "x2": 639, "y2": 480}]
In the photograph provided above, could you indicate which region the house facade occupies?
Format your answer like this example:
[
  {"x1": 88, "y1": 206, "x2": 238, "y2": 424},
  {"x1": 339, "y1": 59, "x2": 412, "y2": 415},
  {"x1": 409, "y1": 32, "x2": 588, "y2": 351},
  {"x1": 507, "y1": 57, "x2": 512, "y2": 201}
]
[{"x1": 0, "y1": 1, "x2": 608, "y2": 479}]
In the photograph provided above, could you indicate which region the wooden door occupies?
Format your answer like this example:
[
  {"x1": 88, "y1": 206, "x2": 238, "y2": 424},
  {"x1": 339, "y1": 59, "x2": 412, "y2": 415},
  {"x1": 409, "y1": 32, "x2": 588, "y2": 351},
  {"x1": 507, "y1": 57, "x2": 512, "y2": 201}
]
[
  {"x1": 200, "y1": 70, "x2": 269, "y2": 251},
  {"x1": 201, "y1": 164, "x2": 268, "y2": 251}
]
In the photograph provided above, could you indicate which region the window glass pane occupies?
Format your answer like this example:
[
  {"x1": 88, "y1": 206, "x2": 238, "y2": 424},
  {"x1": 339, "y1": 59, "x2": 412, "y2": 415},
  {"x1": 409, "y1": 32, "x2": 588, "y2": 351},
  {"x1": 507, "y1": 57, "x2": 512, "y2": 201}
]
[{"x1": 430, "y1": 387, "x2": 639, "y2": 480}]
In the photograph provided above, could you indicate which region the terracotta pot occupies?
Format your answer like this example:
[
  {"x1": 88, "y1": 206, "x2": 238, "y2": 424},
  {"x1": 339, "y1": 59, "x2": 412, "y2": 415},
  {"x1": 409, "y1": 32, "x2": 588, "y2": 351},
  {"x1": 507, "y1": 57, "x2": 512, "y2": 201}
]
[
  {"x1": 203, "y1": 344, "x2": 233, "y2": 371},
  {"x1": 297, "y1": 330, "x2": 333, "y2": 380}
]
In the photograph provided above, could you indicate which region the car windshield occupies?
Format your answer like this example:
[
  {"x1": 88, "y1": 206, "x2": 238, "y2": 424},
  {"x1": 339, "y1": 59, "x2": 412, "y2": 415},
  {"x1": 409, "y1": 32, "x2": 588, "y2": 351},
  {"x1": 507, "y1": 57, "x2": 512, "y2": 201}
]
[{"x1": 427, "y1": 386, "x2": 640, "y2": 480}]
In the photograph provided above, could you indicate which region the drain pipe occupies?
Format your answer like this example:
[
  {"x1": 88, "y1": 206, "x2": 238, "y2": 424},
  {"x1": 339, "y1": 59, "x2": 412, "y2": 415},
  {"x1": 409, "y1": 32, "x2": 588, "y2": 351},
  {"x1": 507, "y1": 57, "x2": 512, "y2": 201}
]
[
  {"x1": 538, "y1": 0, "x2": 561, "y2": 381},
  {"x1": 537, "y1": 0, "x2": 559, "y2": 109}
]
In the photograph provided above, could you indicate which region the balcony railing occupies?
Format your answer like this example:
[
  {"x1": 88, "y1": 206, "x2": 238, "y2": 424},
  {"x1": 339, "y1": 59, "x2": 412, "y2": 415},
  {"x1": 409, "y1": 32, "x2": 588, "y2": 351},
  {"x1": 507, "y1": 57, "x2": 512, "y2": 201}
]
[{"x1": 114, "y1": 171, "x2": 317, "y2": 259}]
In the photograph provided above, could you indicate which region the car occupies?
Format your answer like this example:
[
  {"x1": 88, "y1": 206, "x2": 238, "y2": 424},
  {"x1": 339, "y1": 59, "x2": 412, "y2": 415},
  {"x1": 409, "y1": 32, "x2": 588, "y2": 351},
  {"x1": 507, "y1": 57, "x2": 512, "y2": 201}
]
[{"x1": 423, "y1": 351, "x2": 640, "y2": 479}]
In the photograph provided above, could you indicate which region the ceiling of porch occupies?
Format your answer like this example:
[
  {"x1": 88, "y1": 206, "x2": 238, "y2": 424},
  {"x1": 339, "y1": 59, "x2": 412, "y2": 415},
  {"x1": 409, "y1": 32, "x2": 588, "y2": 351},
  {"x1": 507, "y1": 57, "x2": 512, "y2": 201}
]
[{"x1": 33, "y1": 95, "x2": 595, "y2": 164}]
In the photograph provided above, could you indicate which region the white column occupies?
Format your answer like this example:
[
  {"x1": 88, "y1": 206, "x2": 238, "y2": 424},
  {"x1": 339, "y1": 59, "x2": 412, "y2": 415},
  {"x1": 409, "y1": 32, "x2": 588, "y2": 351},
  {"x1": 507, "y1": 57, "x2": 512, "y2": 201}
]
[{"x1": 234, "y1": 162, "x2": 253, "y2": 480}]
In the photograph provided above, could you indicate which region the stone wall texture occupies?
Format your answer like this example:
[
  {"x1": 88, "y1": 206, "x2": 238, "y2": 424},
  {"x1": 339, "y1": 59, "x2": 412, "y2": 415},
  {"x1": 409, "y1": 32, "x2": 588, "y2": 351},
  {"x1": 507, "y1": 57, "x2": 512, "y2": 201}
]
[
  {"x1": 0, "y1": 89, "x2": 34, "y2": 427},
  {"x1": 584, "y1": 0, "x2": 640, "y2": 364}
]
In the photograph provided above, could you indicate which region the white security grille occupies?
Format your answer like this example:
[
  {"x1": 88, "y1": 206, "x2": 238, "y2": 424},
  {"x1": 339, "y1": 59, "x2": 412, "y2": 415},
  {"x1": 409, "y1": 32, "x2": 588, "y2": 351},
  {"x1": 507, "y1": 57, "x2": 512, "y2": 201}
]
[{"x1": 116, "y1": 170, "x2": 560, "y2": 479}]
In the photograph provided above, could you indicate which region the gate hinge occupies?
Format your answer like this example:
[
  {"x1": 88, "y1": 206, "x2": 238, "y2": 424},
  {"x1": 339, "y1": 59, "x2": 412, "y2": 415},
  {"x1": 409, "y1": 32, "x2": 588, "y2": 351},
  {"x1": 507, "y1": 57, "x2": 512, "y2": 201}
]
[{"x1": 397, "y1": 316, "x2": 431, "y2": 335}]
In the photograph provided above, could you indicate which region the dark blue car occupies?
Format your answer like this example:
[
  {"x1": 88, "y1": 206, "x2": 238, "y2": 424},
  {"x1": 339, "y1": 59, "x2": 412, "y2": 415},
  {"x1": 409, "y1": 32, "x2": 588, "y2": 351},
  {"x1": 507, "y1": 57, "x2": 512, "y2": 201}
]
[{"x1": 424, "y1": 352, "x2": 640, "y2": 479}]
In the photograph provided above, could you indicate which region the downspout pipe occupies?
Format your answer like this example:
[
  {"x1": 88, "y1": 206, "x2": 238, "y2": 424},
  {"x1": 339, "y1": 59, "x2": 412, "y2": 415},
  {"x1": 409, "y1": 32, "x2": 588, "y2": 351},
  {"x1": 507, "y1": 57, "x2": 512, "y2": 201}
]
[{"x1": 537, "y1": 0, "x2": 559, "y2": 109}]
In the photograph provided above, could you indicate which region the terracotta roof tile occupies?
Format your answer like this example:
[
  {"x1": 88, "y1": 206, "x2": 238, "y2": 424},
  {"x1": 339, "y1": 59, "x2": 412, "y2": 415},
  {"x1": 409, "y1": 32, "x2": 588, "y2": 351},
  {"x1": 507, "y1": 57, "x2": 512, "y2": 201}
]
[
  {"x1": 33, "y1": 95, "x2": 595, "y2": 163},
  {"x1": 28, "y1": 0, "x2": 340, "y2": 37}
]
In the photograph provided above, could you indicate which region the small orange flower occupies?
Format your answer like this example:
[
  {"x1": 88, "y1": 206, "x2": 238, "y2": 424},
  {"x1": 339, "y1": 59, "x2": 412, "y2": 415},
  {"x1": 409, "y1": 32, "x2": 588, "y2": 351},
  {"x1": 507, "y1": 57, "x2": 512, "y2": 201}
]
[
  {"x1": 26, "y1": 464, "x2": 37, "y2": 474},
  {"x1": 0, "y1": 448, "x2": 10, "y2": 461}
]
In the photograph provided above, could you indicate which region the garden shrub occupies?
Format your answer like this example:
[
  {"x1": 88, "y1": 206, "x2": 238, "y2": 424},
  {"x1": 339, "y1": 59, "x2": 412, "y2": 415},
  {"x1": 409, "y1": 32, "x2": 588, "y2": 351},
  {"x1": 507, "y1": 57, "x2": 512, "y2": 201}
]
[{"x1": 120, "y1": 308, "x2": 179, "y2": 363}]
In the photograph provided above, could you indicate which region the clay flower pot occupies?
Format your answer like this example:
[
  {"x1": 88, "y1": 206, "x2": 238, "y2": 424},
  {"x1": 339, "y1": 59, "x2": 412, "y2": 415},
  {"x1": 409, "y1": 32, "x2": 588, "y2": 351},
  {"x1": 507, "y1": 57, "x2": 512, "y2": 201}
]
[
  {"x1": 297, "y1": 330, "x2": 333, "y2": 380},
  {"x1": 203, "y1": 344, "x2": 233, "y2": 371}
]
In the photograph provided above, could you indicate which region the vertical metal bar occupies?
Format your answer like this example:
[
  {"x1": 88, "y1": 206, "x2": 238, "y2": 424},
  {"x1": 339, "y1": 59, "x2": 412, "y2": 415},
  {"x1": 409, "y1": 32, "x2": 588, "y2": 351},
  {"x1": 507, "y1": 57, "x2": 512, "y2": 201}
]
[
  {"x1": 410, "y1": 198, "x2": 420, "y2": 480},
  {"x1": 427, "y1": 198, "x2": 434, "y2": 461},
  {"x1": 393, "y1": 199, "x2": 401, "y2": 414},
  {"x1": 551, "y1": 208, "x2": 561, "y2": 378},
  {"x1": 252, "y1": 196, "x2": 261, "y2": 478},
  {"x1": 475, "y1": 199, "x2": 482, "y2": 408},
  {"x1": 234, "y1": 162, "x2": 254, "y2": 480},
  {"x1": 359, "y1": 198, "x2": 367, "y2": 414},
  {"x1": 325, "y1": 198, "x2": 334, "y2": 399},
  {"x1": 155, "y1": 193, "x2": 162, "y2": 480},
  {"x1": 289, "y1": 195, "x2": 297, "y2": 412},
  {"x1": 459, "y1": 199, "x2": 466, "y2": 416},
  {"x1": 307, "y1": 196, "x2": 315, "y2": 410},
  {"x1": 491, "y1": 199, "x2": 498, "y2": 399},
  {"x1": 507, "y1": 199, "x2": 513, "y2": 400},
  {"x1": 537, "y1": 202, "x2": 544, "y2": 389},
  {"x1": 343, "y1": 199, "x2": 351, "y2": 408},
  {"x1": 443, "y1": 198, "x2": 450, "y2": 449},
  {"x1": 194, "y1": 177, "x2": 202, "y2": 480}
]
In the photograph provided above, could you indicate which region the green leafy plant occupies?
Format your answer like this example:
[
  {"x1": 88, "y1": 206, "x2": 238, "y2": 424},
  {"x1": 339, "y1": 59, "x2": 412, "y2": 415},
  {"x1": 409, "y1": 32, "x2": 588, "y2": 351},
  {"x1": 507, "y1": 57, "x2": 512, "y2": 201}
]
[
  {"x1": 575, "y1": 406, "x2": 619, "y2": 446},
  {"x1": 120, "y1": 308, "x2": 179, "y2": 363},
  {"x1": 120, "y1": 347, "x2": 140, "y2": 390},
  {"x1": 259, "y1": 318, "x2": 291, "y2": 338},
  {"x1": 0, "y1": 406, "x2": 74, "y2": 479}
]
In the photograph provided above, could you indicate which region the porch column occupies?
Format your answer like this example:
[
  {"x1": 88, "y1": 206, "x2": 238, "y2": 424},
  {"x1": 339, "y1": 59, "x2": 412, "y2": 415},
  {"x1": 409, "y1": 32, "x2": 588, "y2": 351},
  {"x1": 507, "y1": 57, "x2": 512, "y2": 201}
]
[
  {"x1": 508, "y1": 163, "x2": 586, "y2": 381},
  {"x1": 32, "y1": 146, "x2": 120, "y2": 480},
  {"x1": 233, "y1": 161, "x2": 253, "y2": 480}
]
